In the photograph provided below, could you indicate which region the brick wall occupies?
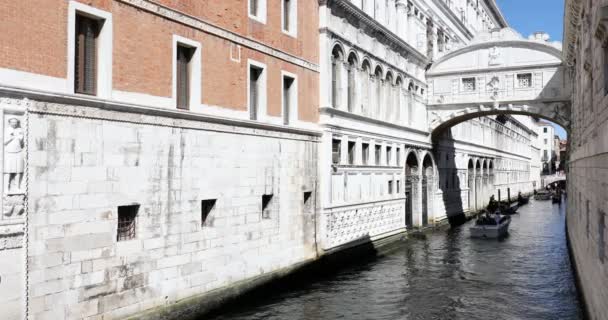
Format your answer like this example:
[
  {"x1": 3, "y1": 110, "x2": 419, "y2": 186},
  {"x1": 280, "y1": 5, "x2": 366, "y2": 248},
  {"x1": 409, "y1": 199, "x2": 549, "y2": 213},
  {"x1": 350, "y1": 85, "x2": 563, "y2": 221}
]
[{"x1": 0, "y1": 0, "x2": 319, "y2": 122}]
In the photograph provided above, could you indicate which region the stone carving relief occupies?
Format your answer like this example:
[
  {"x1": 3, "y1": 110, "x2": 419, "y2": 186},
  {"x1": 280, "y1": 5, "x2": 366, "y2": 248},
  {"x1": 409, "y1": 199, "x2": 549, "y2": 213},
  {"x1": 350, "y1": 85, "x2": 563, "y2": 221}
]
[
  {"x1": 1, "y1": 110, "x2": 26, "y2": 222},
  {"x1": 488, "y1": 46, "x2": 503, "y2": 66},
  {"x1": 487, "y1": 75, "x2": 501, "y2": 100}
]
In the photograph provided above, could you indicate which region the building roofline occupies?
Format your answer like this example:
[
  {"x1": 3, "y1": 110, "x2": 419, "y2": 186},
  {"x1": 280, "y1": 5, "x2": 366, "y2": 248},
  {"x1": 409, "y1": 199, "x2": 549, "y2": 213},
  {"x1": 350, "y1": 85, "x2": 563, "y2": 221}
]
[{"x1": 486, "y1": 0, "x2": 509, "y2": 28}]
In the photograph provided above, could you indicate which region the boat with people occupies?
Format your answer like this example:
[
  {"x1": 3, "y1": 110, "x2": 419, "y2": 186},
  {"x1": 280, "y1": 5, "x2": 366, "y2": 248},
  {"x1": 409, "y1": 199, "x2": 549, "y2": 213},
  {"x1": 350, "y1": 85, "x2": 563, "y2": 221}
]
[{"x1": 470, "y1": 211, "x2": 511, "y2": 238}]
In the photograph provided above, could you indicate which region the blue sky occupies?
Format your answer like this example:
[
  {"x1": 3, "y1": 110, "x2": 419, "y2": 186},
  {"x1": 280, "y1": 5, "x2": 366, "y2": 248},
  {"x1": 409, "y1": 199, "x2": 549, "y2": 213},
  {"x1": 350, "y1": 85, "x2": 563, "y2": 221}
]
[{"x1": 495, "y1": 0, "x2": 568, "y2": 139}]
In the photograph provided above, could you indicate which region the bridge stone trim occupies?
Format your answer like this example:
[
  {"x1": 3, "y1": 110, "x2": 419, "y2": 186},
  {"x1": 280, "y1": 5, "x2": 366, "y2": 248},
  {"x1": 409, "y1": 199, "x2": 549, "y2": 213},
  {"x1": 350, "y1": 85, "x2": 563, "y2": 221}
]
[
  {"x1": 425, "y1": 28, "x2": 571, "y2": 136},
  {"x1": 428, "y1": 101, "x2": 571, "y2": 137}
]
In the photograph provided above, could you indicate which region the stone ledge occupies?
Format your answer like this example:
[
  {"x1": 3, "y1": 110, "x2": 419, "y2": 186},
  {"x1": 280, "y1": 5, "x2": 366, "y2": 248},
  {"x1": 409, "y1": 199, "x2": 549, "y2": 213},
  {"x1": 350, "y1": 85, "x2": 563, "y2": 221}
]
[{"x1": 0, "y1": 86, "x2": 322, "y2": 142}]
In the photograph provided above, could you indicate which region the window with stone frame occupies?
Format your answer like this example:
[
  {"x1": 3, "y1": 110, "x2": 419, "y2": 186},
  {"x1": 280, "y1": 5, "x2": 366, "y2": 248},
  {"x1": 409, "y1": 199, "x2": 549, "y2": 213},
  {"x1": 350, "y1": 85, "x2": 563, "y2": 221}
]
[
  {"x1": 386, "y1": 146, "x2": 392, "y2": 166},
  {"x1": 462, "y1": 77, "x2": 476, "y2": 92},
  {"x1": 375, "y1": 145, "x2": 382, "y2": 165},
  {"x1": 74, "y1": 14, "x2": 100, "y2": 95},
  {"x1": 348, "y1": 141, "x2": 356, "y2": 165},
  {"x1": 332, "y1": 139, "x2": 341, "y2": 164},
  {"x1": 362, "y1": 143, "x2": 370, "y2": 165},
  {"x1": 517, "y1": 73, "x2": 532, "y2": 88},
  {"x1": 388, "y1": 180, "x2": 393, "y2": 194}
]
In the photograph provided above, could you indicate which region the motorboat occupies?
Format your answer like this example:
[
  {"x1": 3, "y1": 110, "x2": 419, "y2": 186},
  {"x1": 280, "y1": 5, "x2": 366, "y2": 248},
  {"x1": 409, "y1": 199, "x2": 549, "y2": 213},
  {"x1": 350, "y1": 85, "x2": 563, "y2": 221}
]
[
  {"x1": 534, "y1": 190, "x2": 551, "y2": 200},
  {"x1": 470, "y1": 213, "x2": 511, "y2": 238}
]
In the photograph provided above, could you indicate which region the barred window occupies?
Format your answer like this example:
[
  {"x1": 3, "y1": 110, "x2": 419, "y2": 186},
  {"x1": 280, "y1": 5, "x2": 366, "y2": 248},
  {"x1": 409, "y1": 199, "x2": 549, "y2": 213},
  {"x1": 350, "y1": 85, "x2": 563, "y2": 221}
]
[
  {"x1": 117, "y1": 205, "x2": 139, "y2": 241},
  {"x1": 517, "y1": 73, "x2": 532, "y2": 88},
  {"x1": 462, "y1": 78, "x2": 476, "y2": 92}
]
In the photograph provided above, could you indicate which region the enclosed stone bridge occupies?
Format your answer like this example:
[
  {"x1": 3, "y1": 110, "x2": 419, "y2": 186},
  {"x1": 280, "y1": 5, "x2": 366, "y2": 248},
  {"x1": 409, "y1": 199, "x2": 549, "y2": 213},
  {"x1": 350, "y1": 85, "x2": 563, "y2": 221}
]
[{"x1": 426, "y1": 28, "x2": 571, "y2": 138}]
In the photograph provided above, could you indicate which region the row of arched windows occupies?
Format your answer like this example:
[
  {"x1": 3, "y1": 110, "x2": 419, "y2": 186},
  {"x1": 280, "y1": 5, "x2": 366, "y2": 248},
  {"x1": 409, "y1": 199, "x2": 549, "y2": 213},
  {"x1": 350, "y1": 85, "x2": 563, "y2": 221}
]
[{"x1": 331, "y1": 44, "x2": 422, "y2": 125}]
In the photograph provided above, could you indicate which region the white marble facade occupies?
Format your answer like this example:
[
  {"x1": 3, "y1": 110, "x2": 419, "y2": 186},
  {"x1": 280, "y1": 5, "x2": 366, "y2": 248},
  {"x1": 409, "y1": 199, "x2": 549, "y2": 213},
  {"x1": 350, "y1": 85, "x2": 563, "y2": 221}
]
[{"x1": 318, "y1": 0, "x2": 548, "y2": 251}]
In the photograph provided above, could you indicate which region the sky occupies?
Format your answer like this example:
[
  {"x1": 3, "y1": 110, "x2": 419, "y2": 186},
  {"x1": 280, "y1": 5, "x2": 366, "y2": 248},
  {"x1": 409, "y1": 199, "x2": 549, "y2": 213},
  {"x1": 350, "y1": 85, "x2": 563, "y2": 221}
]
[{"x1": 495, "y1": 0, "x2": 568, "y2": 139}]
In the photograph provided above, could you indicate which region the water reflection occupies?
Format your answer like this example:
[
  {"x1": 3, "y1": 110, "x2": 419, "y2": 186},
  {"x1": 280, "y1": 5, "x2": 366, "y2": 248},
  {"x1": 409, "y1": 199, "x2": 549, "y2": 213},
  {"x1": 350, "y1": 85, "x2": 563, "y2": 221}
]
[{"x1": 208, "y1": 200, "x2": 583, "y2": 320}]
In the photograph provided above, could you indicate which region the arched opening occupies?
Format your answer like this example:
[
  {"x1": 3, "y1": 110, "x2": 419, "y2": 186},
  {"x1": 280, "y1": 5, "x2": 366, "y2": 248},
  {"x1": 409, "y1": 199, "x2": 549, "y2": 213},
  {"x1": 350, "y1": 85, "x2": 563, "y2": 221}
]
[
  {"x1": 347, "y1": 53, "x2": 358, "y2": 112},
  {"x1": 468, "y1": 158, "x2": 474, "y2": 211},
  {"x1": 395, "y1": 76, "x2": 403, "y2": 123},
  {"x1": 385, "y1": 72, "x2": 393, "y2": 121},
  {"x1": 422, "y1": 153, "x2": 434, "y2": 226},
  {"x1": 404, "y1": 151, "x2": 419, "y2": 228},
  {"x1": 331, "y1": 45, "x2": 344, "y2": 108},
  {"x1": 475, "y1": 159, "x2": 482, "y2": 211},
  {"x1": 361, "y1": 60, "x2": 371, "y2": 116},
  {"x1": 374, "y1": 66, "x2": 383, "y2": 118},
  {"x1": 489, "y1": 160, "x2": 495, "y2": 200}
]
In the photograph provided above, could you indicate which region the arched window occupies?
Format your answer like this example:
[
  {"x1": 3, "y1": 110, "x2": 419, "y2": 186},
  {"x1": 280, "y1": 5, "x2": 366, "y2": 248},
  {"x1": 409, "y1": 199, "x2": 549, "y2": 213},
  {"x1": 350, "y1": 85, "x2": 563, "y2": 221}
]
[
  {"x1": 361, "y1": 60, "x2": 371, "y2": 116},
  {"x1": 374, "y1": 66, "x2": 383, "y2": 118},
  {"x1": 331, "y1": 46, "x2": 344, "y2": 108},
  {"x1": 347, "y1": 53, "x2": 358, "y2": 112},
  {"x1": 385, "y1": 72, "x2": 393, "y2": 121},
  {"x1": 395, "y1": 77, "x2": 403, "y2": 123}
]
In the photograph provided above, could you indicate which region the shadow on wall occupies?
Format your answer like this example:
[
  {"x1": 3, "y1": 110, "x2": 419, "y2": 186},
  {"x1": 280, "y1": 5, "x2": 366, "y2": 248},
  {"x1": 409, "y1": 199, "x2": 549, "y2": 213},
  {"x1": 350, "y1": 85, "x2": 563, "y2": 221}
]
[{"x1": 433, "y1": 131, "x2": 466, "y2": 227}]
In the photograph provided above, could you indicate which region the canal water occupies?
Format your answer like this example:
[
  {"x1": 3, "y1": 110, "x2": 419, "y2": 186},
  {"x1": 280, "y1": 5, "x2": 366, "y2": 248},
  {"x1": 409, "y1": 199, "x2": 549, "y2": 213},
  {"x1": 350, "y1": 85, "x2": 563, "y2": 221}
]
[{"x1": 209, "y1": 199, "x2": 584, "y2": 320}]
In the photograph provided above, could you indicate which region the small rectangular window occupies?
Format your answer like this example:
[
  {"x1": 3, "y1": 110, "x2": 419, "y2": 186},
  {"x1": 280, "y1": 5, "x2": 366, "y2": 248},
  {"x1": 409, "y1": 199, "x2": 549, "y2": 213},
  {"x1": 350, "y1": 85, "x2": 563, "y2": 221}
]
[
  {"x1": 201, "y1": 199, "x2": 216, "y2": 227},
  {"x1": 283, "y1": 76, "x2": 295, "y2": 125},
  {"x1": 176, "y1": 44, "x2": 194, "y2": 110},
  {"x1": 117, "y1": 204, "x2": 139, "y2": 241},
  {"x1": 74, "y1": 14, "x2": 100, "y2": 95},
  {"x1": 303, "y1": 191, "x2": 313, "y2": 212},
  {"x1": 332, "y1": 139, "x2": 341, "y2": 164},
  {"x1": 375, "y1": 145, "x2": 381, "y2": 165},
  {"x1": 386, "y1": 146, "x2": 392, "y2": 166},
  {"x1": 396, "y1": 147, "x2": 401, "y2": 165},
  {"x1": 396, "y1": 180, "x2": 401, "y2": 193},
  {"x1": 249, "y1": 66, "x2": 263, "y2": 120},
  {"x1": 388, "y1": 180, "x2": 393, "y2": 194},
  {"x1": 543, "y1": 127, "x2": 548, "y2": 133},
  {"x1": 262, "y1": 194, "x2": 273, "y2": 219},
  {"x1": 462, "y1": 77, "x2": 476, "y2": 92},
  {"x1": 348, "y1": 141, "x2": 356, "y2": 165},
  {"x1": 362, "y1": 143, "x2": 370, "y2": 165},
  {"x1": 517, "y1": 73, "x2": 532, "y2": 88}
]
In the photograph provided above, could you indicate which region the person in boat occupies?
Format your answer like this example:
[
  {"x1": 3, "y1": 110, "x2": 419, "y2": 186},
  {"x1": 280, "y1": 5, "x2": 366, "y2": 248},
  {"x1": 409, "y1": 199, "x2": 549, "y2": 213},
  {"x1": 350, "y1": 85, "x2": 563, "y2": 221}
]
[
  {"x1": 494, "y1": 210, "x2": 501, "y2": 225},
  {"x1": 517, "y1": 192, "x2": 523, "y2": 203}
]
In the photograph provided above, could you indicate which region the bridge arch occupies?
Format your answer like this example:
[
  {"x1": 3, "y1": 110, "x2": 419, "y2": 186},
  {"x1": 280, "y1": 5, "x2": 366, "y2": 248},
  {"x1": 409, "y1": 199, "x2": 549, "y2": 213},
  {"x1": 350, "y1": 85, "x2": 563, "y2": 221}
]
[{"x1": 426, "y1": 28, "x2": 571, "y2": 139}]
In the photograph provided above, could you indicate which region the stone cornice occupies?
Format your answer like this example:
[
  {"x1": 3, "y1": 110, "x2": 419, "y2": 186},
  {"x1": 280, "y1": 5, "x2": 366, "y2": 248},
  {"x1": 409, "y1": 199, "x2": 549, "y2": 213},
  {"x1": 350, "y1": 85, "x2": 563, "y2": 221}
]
[
  {"x1": 483, "y1": 0, "x2": 508, "y2": 29},
  {"x1": 118, "y1": 0, "x2": 319, "y2": 72},
  {"x1": 0, "y1": 85, "x2": 322, "y2": 141},
  {"x1": 430, "y1": 0, "x2": 474, "y2": 41},
  {"x1": 324, "y1": 0, "x2": 429, "y2": 64}
]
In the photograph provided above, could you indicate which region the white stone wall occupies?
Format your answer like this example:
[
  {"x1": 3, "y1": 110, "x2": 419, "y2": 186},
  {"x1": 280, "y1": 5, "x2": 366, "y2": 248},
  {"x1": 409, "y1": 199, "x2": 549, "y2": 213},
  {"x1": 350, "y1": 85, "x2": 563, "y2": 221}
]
[
  {"x1": 564, "y1": 0, "x2": 608, "y2": 318},
  {"x1": 25, "y1": 98, "x2": 319, "y2": 320}
]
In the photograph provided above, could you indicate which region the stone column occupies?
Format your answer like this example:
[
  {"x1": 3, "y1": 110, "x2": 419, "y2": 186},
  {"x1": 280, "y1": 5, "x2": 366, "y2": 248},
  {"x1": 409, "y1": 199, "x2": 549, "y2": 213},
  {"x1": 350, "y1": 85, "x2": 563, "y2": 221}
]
[
  {"x1": 396, "y1": 1, "x2": 407, "y2": 40},
  {"x1": 411, "y1": 175, "x2": 422, "y2": 227}
]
